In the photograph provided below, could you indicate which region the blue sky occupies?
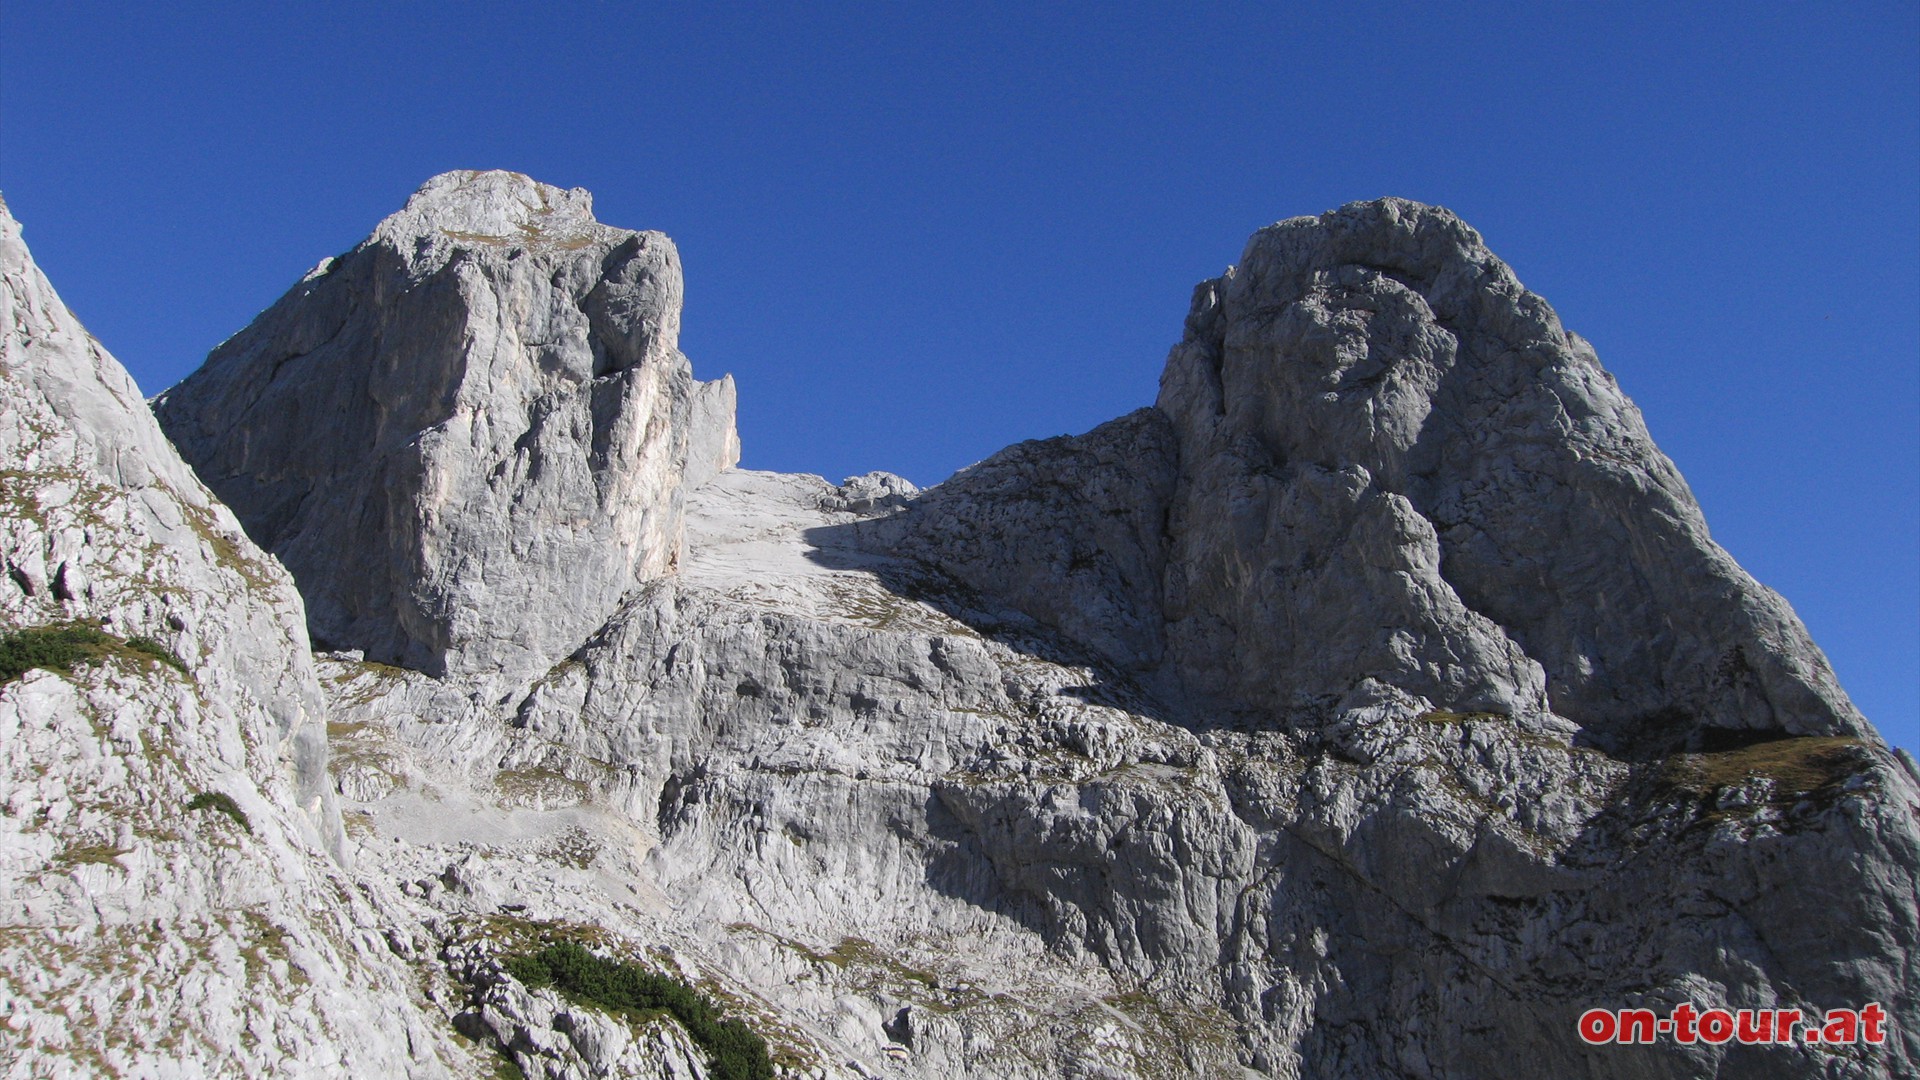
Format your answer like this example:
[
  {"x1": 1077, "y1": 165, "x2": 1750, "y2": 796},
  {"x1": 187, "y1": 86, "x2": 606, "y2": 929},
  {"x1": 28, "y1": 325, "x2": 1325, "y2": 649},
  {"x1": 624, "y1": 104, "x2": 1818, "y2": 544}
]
[{"x1": 4, "y1": 2, "x2": 1916, "y2": 749}]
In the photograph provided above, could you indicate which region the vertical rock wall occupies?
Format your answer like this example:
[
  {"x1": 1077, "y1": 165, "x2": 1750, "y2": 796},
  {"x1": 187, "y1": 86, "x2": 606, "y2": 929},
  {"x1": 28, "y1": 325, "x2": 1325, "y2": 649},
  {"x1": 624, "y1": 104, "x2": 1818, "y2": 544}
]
[{"x1": 155, "y1": 170, "x2": 740, "y2": 683}]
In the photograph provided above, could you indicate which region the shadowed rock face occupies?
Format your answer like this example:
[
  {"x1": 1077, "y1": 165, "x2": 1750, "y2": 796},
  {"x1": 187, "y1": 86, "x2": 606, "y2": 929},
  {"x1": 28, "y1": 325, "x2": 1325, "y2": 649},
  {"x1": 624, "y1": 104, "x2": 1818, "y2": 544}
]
[
  {"x1": 878, "y1": 198, "x2": 1863, "y2": 751},
  {"x1": 154, "y1": 170, "x2": 739, "y2": 682}
]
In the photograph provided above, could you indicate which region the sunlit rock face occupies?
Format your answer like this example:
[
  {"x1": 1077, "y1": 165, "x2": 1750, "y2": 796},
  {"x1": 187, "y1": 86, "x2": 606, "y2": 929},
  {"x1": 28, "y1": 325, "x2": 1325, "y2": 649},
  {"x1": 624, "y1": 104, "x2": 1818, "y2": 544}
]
[
  {"x1": 155, "y1": 170, "x2": 739, "y2": 683},
  {"x1": 0, "y1": 194, "x2": 467, "y2": 1078},
  {"x1": 1157, "y1": 199, "x2": 1864, "y2": 746}
]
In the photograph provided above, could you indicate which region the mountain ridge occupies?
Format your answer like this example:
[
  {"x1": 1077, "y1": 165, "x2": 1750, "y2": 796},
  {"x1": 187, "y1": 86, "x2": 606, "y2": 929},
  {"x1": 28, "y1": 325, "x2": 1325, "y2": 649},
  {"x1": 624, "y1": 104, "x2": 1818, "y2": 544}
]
[{"x1": 2, "y1": 173, "x2": 1914, "y2": 1078}]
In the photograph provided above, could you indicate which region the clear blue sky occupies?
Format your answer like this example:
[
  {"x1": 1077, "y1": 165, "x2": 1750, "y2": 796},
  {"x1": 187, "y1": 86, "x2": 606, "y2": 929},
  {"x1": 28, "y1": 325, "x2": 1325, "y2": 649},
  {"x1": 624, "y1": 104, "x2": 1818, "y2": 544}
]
[{"x1": 4, "y1": 2, "x2": 1916, "y2": 749}]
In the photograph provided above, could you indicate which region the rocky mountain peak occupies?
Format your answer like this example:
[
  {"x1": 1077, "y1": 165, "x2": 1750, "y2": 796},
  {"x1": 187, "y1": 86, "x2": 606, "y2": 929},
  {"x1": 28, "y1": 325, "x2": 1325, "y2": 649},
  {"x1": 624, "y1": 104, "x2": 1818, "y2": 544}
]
[
  {"x1": 5, "y1": 180, "x2": 1916, "y2": 1079},
  {"x1": 153, "y1": 173, "x2": 738, "y2": 683},
  {"x1": 868, "y1": 195, "x2": 1863, "y2": 751}
]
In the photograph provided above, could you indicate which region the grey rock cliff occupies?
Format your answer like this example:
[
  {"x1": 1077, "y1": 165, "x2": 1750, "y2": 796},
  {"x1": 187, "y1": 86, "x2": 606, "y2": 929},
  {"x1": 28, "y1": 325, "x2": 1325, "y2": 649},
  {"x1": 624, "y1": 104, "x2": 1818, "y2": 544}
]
[
  {"x1": 873, "y1": 198, "x2": 1863, "y2": 755},
  {"x1": 154, "y1": 170, "x2": 740, "y2": 683},
  {"x1": 328, "y1": 466, "x2": 1920, "y2": 1080},
  {"x1": 1160, "y1": 200, "x2": 1860, "y2": 745}
]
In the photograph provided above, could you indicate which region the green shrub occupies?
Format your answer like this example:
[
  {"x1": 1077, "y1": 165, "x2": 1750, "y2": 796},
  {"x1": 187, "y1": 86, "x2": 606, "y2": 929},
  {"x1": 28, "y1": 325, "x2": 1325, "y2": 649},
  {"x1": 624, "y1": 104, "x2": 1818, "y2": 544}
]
[
  {"x1": 186, "y1": 791, "x2": 252, "y2": 833},
  {"x1": 505, "y1": 942, "x2": 772, "y2": 1080},
  {"x1": 0, "y1": 623, "x2": 113, "y2": 683},
  {"x1": 0, "y1": 622, "x2": 188, "y2": 684}
]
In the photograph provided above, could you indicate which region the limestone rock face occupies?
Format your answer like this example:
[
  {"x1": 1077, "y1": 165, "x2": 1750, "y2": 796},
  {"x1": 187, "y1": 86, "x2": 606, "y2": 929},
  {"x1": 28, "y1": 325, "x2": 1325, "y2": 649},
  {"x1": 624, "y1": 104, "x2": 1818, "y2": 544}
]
[
  {"x1": 328, "y1": 467, "x2": 1920, "y2": 1080},
  {"x1": 154, "y1": 170, "x2": 739, "y2": 682},
  {"x1": 0, "y1": 195, "x2": 471, "y2": 1077},
  {"x1": 1156, "y1": 199, "x2": 1860, "y2": 743},
  {"x1": 11, "y1": 175, "x2": 1914, "y2": 1080},
  {"x1": 860, "y1": 410, "x2": 1179, "y2": 677}
]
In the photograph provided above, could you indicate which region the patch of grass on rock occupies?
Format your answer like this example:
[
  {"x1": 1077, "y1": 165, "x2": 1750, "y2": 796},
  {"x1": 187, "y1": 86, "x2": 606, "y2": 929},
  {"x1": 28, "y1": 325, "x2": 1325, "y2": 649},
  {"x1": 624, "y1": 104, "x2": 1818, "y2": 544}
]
[
  {"x1": 186, "y1": 791, "x2": 252, "y2": 833},
  {"x1": 0, "y1": 621, "x2": 189, "y2": 684},
  {"x1": 0, "y1": 623, "x2": 115, "y2": 683},
  {"x1": 1661, "y1": 736, "x2": 1871, "y2": 820},
  {"x1": 505, "y1": 941, "x2": 772, "y2": 1080}
]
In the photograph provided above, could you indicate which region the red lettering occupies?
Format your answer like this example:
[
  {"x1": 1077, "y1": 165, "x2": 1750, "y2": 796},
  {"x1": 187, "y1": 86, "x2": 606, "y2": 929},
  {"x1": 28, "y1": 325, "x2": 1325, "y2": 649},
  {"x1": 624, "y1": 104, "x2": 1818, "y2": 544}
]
[
  {"x1": 1698, "y1": 1009, "x2": 1734, "y2": 1044},
  {"x1": 1618, "y1": 1008, "x2": 1657, "y2": 1044},
  {"x1": 1861, "y1": 1003, "x2": 1887, "y2": 1045},
  {"x1": 1578, "y1": 1008, "x2": 1617, "y2": 1044},
  {"x1": 1672, "y1": 1003, "x2": 1699, "y2": 1044},
  {"x1": 1574, "y1": 1002, "x2": 1881, "y2": 1047}
]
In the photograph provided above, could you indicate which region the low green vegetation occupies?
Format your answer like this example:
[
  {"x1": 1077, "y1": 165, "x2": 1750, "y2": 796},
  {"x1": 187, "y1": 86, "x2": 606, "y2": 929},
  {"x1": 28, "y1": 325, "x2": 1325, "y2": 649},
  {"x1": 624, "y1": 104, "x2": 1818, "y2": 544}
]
[
  {"x1": 505, "y1": 941, "x2": 772, "y2": 1080},
  {"x1": 124, "y1": 635, "x2": 188, "y2": 672},
  {"x1": 0, "y1": 622, "x2": 187, "y2": 684},
  {"x1": 1415, "y1": 709, "x2": 1509, "y2": 725},
  {"x1": 0, "y1": 623, "x2": 113, "y2": 683},
  {"x1": 186, "y1": 791, "x2": 252, "y2": 834}
]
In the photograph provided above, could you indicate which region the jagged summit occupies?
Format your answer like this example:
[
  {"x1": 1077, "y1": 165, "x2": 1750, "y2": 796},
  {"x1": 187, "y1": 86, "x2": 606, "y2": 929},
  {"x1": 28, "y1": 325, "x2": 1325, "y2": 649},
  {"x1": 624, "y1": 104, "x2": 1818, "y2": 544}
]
[
  {"x1": 1169, "y1": 197, "x2": 1863, "y2": 743},
  {"x1": 388, "y1": 169, "x2": 599, "y2": 235},
  {"x1": 151, "y1": 180, "x2": 1864, "y2": 740},
  {"x1": 863, "y1": 195, "x2": 1863, "y2": 752},
  {"x1": 369, "y1": 170, "x2": 631, "y2": 270}
]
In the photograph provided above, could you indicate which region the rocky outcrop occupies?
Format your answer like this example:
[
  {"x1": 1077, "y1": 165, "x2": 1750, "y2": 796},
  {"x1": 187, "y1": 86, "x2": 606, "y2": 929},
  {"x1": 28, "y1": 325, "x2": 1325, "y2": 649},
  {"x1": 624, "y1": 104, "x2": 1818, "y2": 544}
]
[
  {"x1": 154, "y1": 170, "x2": 740, "y2": 683},
  {"x1": 860, "y1": 410, "x2": 1179, "y2": 680},
  {"x1": 1159, "y1": 200, "x2": 1861, "y2": 745},
  {"x1": 325, "y1": 465, "x2": 1920, "y2": 1079}
]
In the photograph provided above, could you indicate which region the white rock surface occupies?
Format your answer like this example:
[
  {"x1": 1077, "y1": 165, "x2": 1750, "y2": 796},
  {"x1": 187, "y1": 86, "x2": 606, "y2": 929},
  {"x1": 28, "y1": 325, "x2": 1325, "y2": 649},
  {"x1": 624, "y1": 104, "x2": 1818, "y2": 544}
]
[
  {"x1": 0, "y1": 194, "x2": 484, "y2": 1078},
  {"x1": 154, "y1": 170, "x2": 740, "y2": 684}
]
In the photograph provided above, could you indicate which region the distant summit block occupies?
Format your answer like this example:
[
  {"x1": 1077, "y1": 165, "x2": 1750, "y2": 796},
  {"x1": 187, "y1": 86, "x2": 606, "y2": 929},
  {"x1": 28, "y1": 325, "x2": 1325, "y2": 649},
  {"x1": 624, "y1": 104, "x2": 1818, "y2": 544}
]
[
  {"x1": 376, "y1": 169, "x2": 606, "y2": 248},
  {"x1": 154, "y1": 170, "x2": 740, "y2": 682}
]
